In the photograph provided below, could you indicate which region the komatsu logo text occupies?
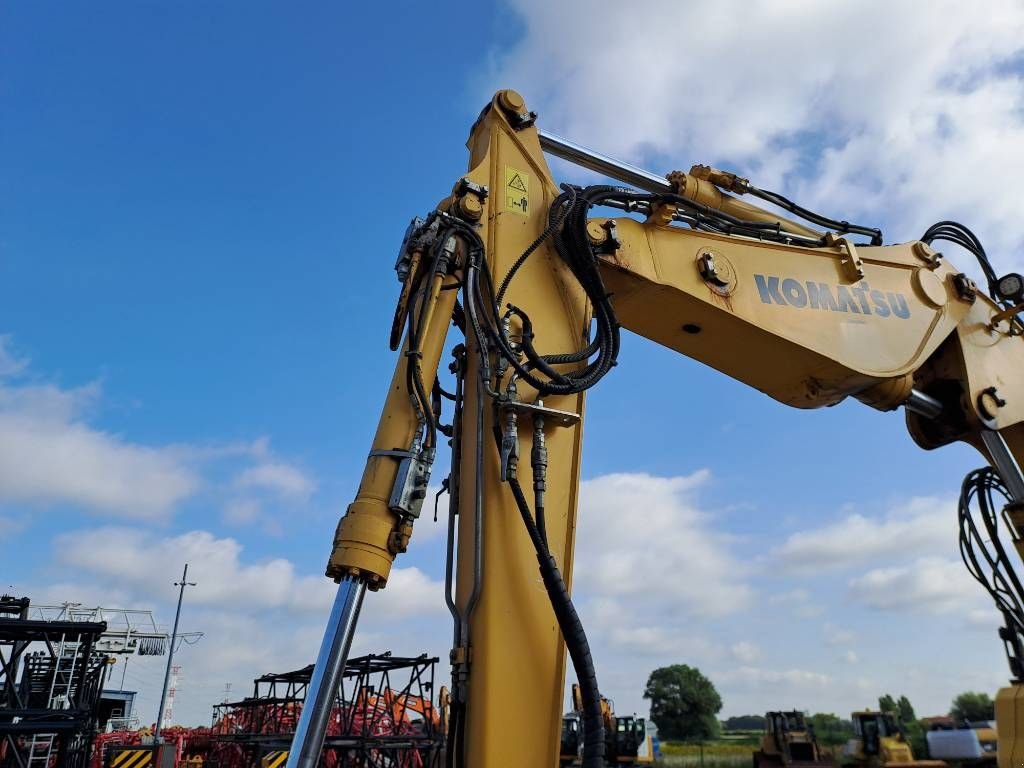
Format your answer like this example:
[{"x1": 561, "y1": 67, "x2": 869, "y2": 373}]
[{"x1": 753, "y1": 274, "x2": 911, "y2": 319}]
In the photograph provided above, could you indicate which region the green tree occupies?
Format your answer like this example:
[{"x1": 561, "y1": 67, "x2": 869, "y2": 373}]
[
  {"x1": 878, "y1": 694, "x2": 898, "y2": 714},
  {"x1": 807, "y1": 713, "x2": 853, "y2": 747},
  {"x1": 897, "y1": 696, "x2": 916, "y2": 724},
  {"x1": 643, "y1": 665, "x2": 722, "y2": 741},
  {"x1": 951, "y1": 692, "x2": 995, "y2": 722}
]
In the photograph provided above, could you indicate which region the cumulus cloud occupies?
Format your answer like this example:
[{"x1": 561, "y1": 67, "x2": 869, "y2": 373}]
[
  {"x1": 235, "y1": 462, "x2": 315, "y2": 500},
  {"x1": 0, "y1": 336, "x2": 317, "y2": 525},
  {"x1": 223, "y1": 498, "x2": 262, "y2": 525},
  {"x1": 848, "y1": 556, "x2": 983, "y2": 614},
  {"x1": 720, "y1": 666, "x2": 832, "y2": 689},
  {"x1": 731, "y1": 641, "x2": 761, "y2": 664},
  {"x1": 0, "y1": 379, "x2": 199, "y2": 519},
  {"x1": 564, "y1": 471, "x2": 753, "y2": 712},
  {"x1": 575, "y1": 471, "x2": 751, "y2": 617},
  {"x1": 773, "y1": 496, "x2": 956, "y2": 574},
  {"x1": 824, "y1": 623, "x2": 856, "y2": 647},
  {"x1": 32, "y1": 523, "x2": 449, "y2": 727},
  {"x1": 53, "y1": 526, "x2": 445, "y2": 620},
  {"x1": 0, "y1": 336, "x2": 28, "y2": 377},
  {"x1": 487, "y1": 0, "x2": 1024, "y2": 269},
  {"x1": 767, "y1": 588, "x2": 822, "y2": 618}
]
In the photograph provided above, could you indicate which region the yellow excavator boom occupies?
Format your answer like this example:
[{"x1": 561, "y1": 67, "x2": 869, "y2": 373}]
[{"x1": 286, "y1": 90, "x2": 1024, "y2": 768}]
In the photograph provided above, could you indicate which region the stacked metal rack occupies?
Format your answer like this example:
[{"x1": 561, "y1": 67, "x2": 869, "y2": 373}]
[
  {"x1": 211, "y1": 653, "x2": 443, "y2": 768},
  {"x1": 0, "y1": 596, "x2": 110, "y2": 768}
]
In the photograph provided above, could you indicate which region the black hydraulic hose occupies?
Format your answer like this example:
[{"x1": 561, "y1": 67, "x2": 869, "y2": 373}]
[
  {"x1": 746, "y1": 185, "x2": 883, "y2": 245},
  {"x1": 505, "y1": 474, "x2": 605, "y2": 768},
  {"x1": 922, "y1": 220, "x2": 1001, "y2": 299},
  {"x1": 958, "y1": 467, "x2": 1024, "y2": 682},
  {"x1": 495, "y1": 186, "x2": 577, "y2": 307}
]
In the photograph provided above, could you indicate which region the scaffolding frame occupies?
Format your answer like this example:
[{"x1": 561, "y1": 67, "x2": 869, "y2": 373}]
[
  {"x1": 0, "y1": 597, "x2": 110, "y2": 768},
  {"x1": 28, "y1": 605, "x2": 170, "y2": 657},
  {"x1": 211, "y1": 653, "x2": 442, "y2": 767}
]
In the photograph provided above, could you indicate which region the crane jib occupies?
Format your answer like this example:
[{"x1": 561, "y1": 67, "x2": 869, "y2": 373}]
[{"x1": 754, "y1": 274, "x2": 911, "y2": 319}]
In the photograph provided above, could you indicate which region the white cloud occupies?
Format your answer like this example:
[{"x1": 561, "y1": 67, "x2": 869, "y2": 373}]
[
  {"x1": 849, "y1": 557, "x2": 983, "y2": 614},
  {"x1": 0, "y1": 400, "x2": 198, "y2": 520},
  {"x1": 824, "y1": 623, "x2": 856, "y2": 647},
  {"x1": 31, "y1": 523, "x2": 450, "y2": 728},
  {"x1": 487, "y1": 1, "x2": 1024, "y2": 270},
  {"x1": 773, "y1": 496, "x2": 955, "y2": 573},
  {"x1": 53, "y1": 526, "x2": 445, "y2": 620},
  {"x1": 374, "y1": 565, "x2": 448, "y2": 620},
  {"x1": 842, "y1": 650, "x2": 859, "y2": 665},
  {"x1": 563, "y1": 471, "x2": 751, "y2": 713},
  {"x1": 965, "y1": 608, "x2": 1000, "y2": 631},
  {"x1": 767, "y1": 588, "x2": 822, "y2": 618},
  {"x1": 0, "y1": 343, "x2": 198, "y2": 519},
  {"x1": 0, "y1": 338, "x2": 313, "y2": 524},
  {"x1": 224, "y1": 498, "x2": 262, "y2": 525},
  {"x1": 575, "y1": 471, "x2": 751, "y2": 617},
  {"x1": 731, "y1": 641, "x2": 761, "y2": 664},
  {"x1": 235, "y1": 462, "x2": 315, "y2": 500},
  {"x1": 0, "y1": 336, "x2": 28, "y2": 377},
  {"x1": 720, "y1": 666, "x2": 832, "y2": 689}
]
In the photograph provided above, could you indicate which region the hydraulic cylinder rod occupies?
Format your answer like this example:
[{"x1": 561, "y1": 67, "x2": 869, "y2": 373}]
[
  {"x1": 982, "y1": 429, "x2": 1024, "y2": 501},
  {"x1": 284, "y1": 577, "x2": 366, "y2": 768},
  {"x1": 538, "y1": 129, "x2": 672, "y2": 193},
  {"x1": 905, "y1": 389, "x2": 944, "y2": 420}
]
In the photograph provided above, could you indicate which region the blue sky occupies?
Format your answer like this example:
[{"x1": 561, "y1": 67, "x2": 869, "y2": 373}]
[{"x1": 3, "y1": 1, "x2": 1023, "y2": 728}]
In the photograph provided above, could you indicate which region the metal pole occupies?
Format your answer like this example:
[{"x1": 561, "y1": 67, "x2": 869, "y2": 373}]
[
  {"x1": 285, "y1": 577, "x2": 366, "y2": 768},
  {"x1": 154, "y1": 564, "x2": 195, "y2": 740},
  {"x1": 538, "y1": 129, "x2": 672, "y2": 193}
]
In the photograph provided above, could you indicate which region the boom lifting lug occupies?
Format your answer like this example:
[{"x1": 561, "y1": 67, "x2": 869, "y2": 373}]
[{"x1": 824, "y1": 231, "x2": 864, "y2": 282}]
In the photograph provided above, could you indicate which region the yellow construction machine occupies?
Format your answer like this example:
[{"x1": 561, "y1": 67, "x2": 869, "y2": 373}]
[
  {"x1": 560, "y1": 685, "x2": 653, "y2": 766},
  {"x1": 282, "y1": 89, "x2": 1024, "y2": 768},
  {"x1": 753, "y1": 711, "x2": 832, "y2": 768},
  {"x1": 842, "y1": 711, "x2": 946, "y2": 768}
]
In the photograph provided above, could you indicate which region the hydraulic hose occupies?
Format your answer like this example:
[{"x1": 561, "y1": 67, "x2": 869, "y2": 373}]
[{"x1": 506, "y1": 474, "x2": 605, "y2": 768}]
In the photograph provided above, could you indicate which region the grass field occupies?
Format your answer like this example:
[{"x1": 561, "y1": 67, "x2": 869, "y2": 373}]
[{"x1": 656, "y1": 737, "x2": 758, "y2": 767}]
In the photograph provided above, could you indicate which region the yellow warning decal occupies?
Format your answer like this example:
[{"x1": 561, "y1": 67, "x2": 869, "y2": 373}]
[
  {"x1": 505, "y1": 166, "x2": 529, "y2": 216},
  {"x1": 262, "y1": 751, "x2": 289, "y2": 768},
  {"x1": 111, "y1": 749, "x2": 153, "y2": 768}
]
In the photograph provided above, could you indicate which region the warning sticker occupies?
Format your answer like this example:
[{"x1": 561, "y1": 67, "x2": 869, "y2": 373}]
[{"x1": 505, "y1": 166, "x2": 529, "y2": 216}]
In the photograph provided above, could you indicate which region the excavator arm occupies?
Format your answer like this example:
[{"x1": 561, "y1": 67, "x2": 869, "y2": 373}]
[{"x1": 287, "y1": 90, "x2": 1024, "y2": 768}]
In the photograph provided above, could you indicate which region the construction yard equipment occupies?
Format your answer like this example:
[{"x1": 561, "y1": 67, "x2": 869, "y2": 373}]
[
  {"x1": 211, "y1": 652, "x2": 442, "y2": 768},
  {"x1": 843, "y1": 711, "x2": 946, "y2": 768},
  {"x1": 0, "y1": 595, "x2": 110, "y2": 768},
  {"x1": 560, "y1": 685, "x2": 652, "y2": 766},
  {"x1": 753, "y1": 711, "x2": 832, "y2": 768}
]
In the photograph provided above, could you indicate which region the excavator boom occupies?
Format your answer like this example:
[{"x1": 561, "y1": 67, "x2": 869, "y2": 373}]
[{"x1": 287, "y1": 90, "x2": 1024, "y2": 768}]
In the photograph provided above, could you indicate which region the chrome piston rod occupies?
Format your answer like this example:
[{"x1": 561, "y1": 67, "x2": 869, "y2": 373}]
[
  {"x1": 905, "y1": 388, "x2": 943, "y2": 420},
  {"x1": 904, "y1": 387, "x2": 1024, "y2": 500},
  {"x1": 982, "y1": 429, "x2": 1024, "y2": 502},
  {"x1": 285, "y1": 577, "x2": 366, "y2": 768},
  {"x1": 538, "y1": 129, "x2": 672, "y2": 193}
]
